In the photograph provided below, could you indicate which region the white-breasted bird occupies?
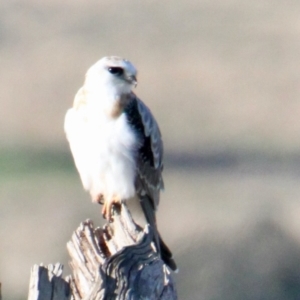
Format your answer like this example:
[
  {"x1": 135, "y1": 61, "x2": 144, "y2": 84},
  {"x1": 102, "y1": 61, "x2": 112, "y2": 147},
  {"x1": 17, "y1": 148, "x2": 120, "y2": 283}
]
[{"x1": 64, "y1": 56, "x2": 177, "y2": 271}]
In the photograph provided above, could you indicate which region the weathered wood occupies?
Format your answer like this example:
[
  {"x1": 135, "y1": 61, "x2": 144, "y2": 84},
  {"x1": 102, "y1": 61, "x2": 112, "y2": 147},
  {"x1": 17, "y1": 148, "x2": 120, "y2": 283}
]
[
  {"x1": 28, "y1": 203, "x2": 177, "y2": 300},
  {"x1": 28, "y1": 263, "x2": 71, "y2": 300}
]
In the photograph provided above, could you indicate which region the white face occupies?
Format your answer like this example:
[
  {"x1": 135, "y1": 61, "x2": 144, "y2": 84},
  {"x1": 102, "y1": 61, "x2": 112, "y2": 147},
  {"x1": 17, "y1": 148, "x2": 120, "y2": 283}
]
[{"x1": 85, "y1": 56, "x2": 138, "y2": 94}]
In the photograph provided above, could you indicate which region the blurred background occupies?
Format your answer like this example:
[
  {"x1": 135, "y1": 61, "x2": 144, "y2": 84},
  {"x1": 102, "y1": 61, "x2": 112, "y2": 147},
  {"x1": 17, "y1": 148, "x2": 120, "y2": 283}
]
[{"x1": 1, "y1": 0, "x2": 300, "y2": 299}]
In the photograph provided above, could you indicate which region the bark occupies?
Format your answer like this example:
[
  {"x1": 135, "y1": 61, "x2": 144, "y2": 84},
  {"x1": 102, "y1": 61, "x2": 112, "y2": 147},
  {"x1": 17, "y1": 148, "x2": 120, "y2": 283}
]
[{"x1": 28, "y1": 203, "x2": 177, "y2": 300}]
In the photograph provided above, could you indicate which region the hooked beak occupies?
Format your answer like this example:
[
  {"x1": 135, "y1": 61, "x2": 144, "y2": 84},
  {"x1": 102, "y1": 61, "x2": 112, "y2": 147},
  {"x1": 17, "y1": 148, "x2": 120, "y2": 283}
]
[{"x1": 127, "y1": 75, "x2": 137, "y2": 87}]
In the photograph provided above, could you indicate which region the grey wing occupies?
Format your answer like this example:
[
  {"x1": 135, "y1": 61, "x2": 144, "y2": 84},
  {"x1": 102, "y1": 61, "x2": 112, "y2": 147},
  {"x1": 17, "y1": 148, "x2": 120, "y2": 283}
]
[
  {"x1": 124, "y1": 95, "x2": 164, "y2": 210},
  {"x1": 124, "y1": 95, "x2": 177, "y2": 271}
]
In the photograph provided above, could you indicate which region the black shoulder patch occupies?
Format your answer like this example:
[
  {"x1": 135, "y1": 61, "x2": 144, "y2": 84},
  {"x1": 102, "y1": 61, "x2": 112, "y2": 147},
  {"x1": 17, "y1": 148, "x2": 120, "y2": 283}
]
[{"x1": 124, "y1": 98, "x2": 155, "y2": 167}]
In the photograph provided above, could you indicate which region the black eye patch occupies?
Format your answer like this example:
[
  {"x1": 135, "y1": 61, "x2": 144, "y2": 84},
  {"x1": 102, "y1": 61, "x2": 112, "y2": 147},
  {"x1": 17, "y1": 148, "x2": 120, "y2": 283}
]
[{"x1": 108, "y1": 67, "x2": 124, "y2": 76}]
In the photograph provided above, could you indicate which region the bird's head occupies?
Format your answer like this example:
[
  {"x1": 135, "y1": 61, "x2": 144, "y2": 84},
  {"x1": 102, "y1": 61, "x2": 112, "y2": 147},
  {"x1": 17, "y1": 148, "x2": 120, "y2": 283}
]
[{"x1": 84, "y1": 56, "x2": 138, "y2": 95}]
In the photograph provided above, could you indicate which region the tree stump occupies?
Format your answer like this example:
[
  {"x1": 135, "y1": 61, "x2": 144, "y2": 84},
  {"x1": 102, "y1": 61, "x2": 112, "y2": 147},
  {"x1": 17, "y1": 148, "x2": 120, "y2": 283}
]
[{"x1": 27, "y1": 203, "x2": 177, "y2": 300}]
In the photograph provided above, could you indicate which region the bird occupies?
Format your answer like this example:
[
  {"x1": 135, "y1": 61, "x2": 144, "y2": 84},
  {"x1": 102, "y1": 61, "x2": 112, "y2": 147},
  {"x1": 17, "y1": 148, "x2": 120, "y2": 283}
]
[{"x1": 64, "y1": 56, "x2": 177, "y2": 271}]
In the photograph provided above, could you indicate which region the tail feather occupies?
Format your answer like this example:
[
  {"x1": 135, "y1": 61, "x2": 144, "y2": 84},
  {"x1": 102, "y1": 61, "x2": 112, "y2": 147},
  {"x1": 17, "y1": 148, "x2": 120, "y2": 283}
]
[
  {"x1": 139, "y1": 194, "x2": 177, "y2": 271},
  {"x1": 159, "y1": 233, "x2": 178, "y2": 271}
]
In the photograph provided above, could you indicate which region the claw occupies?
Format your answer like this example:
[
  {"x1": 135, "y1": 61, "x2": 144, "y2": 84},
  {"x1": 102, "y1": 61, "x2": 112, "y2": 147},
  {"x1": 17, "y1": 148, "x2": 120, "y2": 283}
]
[
  {"x1": 102, "y1": 201, "x2": 112, "y2": 221},
  {"x1": 101, "y1": 197, "x2": 121, "y2": 221},
  {"x1": 92, "y1": 193, "x2": 104, "y2": 204}
]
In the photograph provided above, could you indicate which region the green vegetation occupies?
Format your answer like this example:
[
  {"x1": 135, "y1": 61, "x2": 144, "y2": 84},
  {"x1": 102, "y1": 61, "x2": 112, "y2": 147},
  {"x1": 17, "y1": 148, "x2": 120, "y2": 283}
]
[{"x1": 0, "y1": 148, "x2": 74, "y2": 178}]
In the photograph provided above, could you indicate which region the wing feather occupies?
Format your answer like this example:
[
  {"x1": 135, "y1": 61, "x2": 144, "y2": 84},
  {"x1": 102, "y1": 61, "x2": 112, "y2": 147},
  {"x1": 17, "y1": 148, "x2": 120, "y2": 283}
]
[{"x1": 124, "y1": 94, "x2": 164, "y2": 210}]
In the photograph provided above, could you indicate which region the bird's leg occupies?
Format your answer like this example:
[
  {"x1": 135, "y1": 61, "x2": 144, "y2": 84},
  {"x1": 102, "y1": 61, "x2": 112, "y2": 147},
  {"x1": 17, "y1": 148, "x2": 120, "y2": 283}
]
[
  {"x1": 102, "y1": 196, "x2": 122, "y2": 221},
  {"x1": 91, "y1": 192, "x2": 104, "y2": 204}
]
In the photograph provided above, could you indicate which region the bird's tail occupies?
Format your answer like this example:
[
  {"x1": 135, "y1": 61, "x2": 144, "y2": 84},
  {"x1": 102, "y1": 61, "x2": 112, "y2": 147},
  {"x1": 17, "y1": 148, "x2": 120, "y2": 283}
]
[
  {"x1": 139, "y1": 194, "x2": 178, "y2": 272},
  {"x1": 158, "y1": 233, "x2": 178, "y2": 272}
]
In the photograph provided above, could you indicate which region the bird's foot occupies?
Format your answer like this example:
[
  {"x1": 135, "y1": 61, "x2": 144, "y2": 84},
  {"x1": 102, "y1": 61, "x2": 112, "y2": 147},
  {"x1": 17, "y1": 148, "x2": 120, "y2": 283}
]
[
  {"x1": 102, "y1": 197, "x2": 122, "y2": 222},
  {"x1": 92, "y1": 193, "x2": 104, "y2": 204}
]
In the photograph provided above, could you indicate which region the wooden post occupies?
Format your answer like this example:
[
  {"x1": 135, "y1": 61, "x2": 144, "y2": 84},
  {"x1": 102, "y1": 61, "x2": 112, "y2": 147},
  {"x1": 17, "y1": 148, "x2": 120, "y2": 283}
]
[{"x1": 27, "y1": 203, "x2": 177, "y2": 300}]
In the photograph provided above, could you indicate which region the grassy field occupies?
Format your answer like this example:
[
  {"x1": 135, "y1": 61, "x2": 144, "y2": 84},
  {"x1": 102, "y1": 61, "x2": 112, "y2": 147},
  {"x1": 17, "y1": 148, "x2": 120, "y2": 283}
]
[{"x1": 1, "y1": 1, "x2": 300, "y2": 299}]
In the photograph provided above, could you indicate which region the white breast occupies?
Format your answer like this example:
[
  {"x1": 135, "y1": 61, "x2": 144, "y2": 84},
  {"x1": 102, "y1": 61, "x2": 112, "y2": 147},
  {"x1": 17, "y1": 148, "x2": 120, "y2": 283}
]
[{"x1": 65, "y1": 105, "x2": 138, "y2": 202}]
